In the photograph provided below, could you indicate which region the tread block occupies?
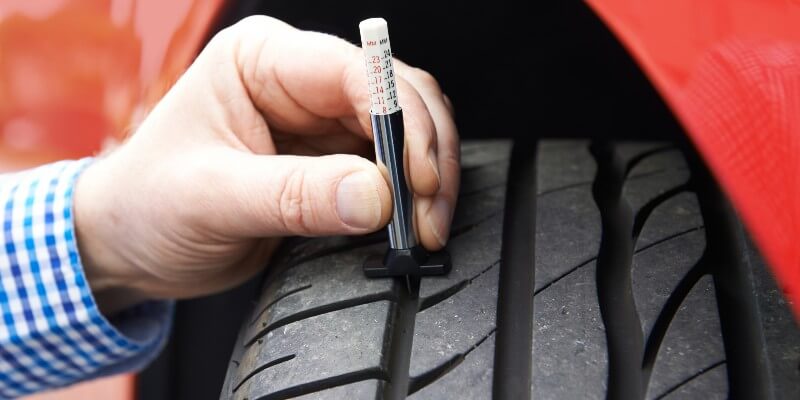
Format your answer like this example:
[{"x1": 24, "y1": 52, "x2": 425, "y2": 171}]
[
  {"x1": 646, "y1": 276, "x2": 726, "y2": 399},
  {"x1": 418, "y1": 214, "x2": 503, "y2": 301},
  {"x1": 632, "y1": 230, "x2": 706, "y2": 341},
  {"x1": 280, "y1": 232, "x2": 385, "y2": 269},
  {"x1": 661, "y1": 363, "x2": 727, "y2": 400},
  {"x1": 233, "y1": 301, "x2": 392, "y2": 400},
  {"x1": 536, "y1": 140, "x2": 596, "y2": 194},
  {"x1": 450, "y1": 186, "x2": 505, "y2": 235},
  {"x1": 535, "y1": 139, "x2": 601, "y2": 293},
  {"x1": 616, "y1": 143, "x2": 679, "y2": 172},
  {"x1": 622, "y1": 169, "x2": 691, "y2": 219},
  {"x1": 279, "y1": 140, "x2": 511, "y2": 269},
  {"x1": 408, "y1": 334, "x2": 495, "y2": 400},
  {"x1": 532, "y1": 262, "x2": 607, "y2": 400},
  {"x1": 534, "y1": 186, "x2": 601, "y2": 292},
  {"x1": 293, "y1": 380, "x2": 381, "y2": 400},
  {"x1": 459, "y1": 160, "x2": 509, "y2": 196},
  {"x1": 628, "y1": 151, "x2": 687, "y2": 179},
  {"x1": 635, "y1": 193, "x2": 703, "y2": 251},
  {"x1": 410, "y1": 263, "x2": 500, "y2": 378},
  {"x1": 219, "y1": 139, "x2": 800, "y2": 400},
  {"x1": 460, "y1": 140, "x2": 513, "y2": 169},
  {"x1": 245, "y1": 243, "x2": 396, "y2": 344},
  {"x1": 747, "y1": 239, "x2": 800, "y2": 399}
]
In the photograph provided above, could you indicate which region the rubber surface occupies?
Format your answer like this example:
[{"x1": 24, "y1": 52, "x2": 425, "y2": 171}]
[{"x1": 220, "y1": 140, "x2": 799, "y2": 400}]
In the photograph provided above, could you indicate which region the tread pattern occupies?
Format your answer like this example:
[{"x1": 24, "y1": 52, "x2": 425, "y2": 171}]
[
  {"x1": 531, "y1": 141, "x2": 723, "y2": 398},
  {"x1": 220, "y1": 139, "x2": 799, "y2": 400},
  {"x1": 220, "y1": 140, "x2": 510, "y2": 400},
  {"x1": 532, "y1": 141, "x2": 606, "y2": 399}
]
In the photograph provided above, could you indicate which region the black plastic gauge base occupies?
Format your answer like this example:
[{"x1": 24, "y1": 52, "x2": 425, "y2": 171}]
[{"x1": 363, "y1": 246, "x2": 451, "y2": 278}]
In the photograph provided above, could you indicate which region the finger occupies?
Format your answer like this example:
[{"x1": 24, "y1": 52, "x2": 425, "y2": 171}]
[
  {"x1": 222, "y1": 16, "x2": 368, "y2": 133},
  {"x1": 204, "y1": 148, "x2": 392, "y2": 238},
  {"x1": 443, "y1": 93, "x2": 455, "y2": 117},
  {"x1": 222, "y1": 17, "x2": 441, "y2": 194},
  {"x1": 396, "y1": 76, "x2": 441, "y2": 196},
  {"x1": 397, "y1": 64, "x2": 461, "y2": 250}
]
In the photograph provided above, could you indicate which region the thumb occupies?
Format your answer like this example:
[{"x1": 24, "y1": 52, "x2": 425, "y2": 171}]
[{"x1": 210, "y1": 151, "x2": 392, "y2": 237}]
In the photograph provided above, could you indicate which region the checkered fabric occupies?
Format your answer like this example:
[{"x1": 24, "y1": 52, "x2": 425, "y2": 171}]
[{"x1": 0, "y1": 160, "x2": 172, "y2": 398}]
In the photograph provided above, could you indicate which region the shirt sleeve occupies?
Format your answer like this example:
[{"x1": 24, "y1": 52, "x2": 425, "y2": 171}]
[{"x1": 0, "y1": 159, "x2": 173, "y2": 398}]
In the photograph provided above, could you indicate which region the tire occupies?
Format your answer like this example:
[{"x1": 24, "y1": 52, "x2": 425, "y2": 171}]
[{"x1": 219, "y1": 140, "x2": 800, "y2": 400}]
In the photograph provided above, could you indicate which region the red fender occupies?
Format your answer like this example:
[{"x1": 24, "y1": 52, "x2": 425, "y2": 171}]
[{"x1": 586, "y1": 0, "x2": 800, "y2": 318}]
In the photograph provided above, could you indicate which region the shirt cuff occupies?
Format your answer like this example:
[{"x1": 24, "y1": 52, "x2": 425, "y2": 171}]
[{"x1": 0, "y1": 159, "x2": 173, "y2": 398}]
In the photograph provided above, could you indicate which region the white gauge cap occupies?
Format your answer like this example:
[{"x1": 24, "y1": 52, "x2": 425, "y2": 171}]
[{"x1": 359, "y1": 18, "x2": 389, "y2": 46}]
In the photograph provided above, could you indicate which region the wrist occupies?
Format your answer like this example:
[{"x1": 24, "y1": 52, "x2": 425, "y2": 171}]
[{"x1": 73, "y1": 158, "x2": 148, "y2": 316}]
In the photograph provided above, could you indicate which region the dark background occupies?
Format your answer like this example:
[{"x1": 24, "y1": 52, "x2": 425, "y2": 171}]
[
  {"x1": 138, "y1": 1, "x2": 685, "y2": 399},
  {"x1": 214, "y1": 0, "x2": 683, "y2": 143}
]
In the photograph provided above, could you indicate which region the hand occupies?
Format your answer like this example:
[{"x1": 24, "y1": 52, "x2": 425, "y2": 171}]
[{"x1": 73, "y1": 16, "x2": 460, "y2": 315}]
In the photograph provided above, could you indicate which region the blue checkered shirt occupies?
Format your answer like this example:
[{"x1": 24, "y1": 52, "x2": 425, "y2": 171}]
[{"x1": 0, "y1": 159, "x2": 172, "y2": 398}]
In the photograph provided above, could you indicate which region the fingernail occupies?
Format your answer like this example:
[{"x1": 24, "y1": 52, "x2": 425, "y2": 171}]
[
  {"x1": 336, "y1": 171, "x2": 382, "y2": 229},
  {"x1": 426, "y1": 196, "x2": 451, "y2": 247},
  {"x1": 427, "y1": 147, "x2": 441, "y2": 188}
]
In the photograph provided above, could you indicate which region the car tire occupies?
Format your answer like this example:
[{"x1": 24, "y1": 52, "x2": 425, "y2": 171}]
[{"x1": 219, "y1": 139, "x2": 800, "y2": 400}]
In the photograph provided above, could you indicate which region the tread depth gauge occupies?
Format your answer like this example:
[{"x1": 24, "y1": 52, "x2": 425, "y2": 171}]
[{"x1": 359, "y1": 18, "x2": 451, "y2": 290}]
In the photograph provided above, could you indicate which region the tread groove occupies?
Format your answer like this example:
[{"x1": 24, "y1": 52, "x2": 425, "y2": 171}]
[
  {"x1": 253, "y1": 368, "x2": 389, "y2": 400},
  {"x1": 248, "y1": 285, "x2": 313, "y2": 326},
  {"x1": 407, "y1": 329, "x2": 497, "y2": 395},
  {"x1": 492, "y1": 142, "x2": 536, "y2": 400},
  {"x1": 287, "y1": 234, "x2": 386, "y2": 268},
  {"x1": 418, "y1": 260, "x2": 499, "y2": 312},
  {"x1": 448, "y1": 211, "x2": 503, "y2": 239},
  {"x1": 689, "y1": 154, "x2": 772, "y2": 399},
  {"x1": 537, "y1": 166, "x2": 687, "y2": 197},
  {"x1": 537, "y1": 180, "x2": 594, "y2": 197},
  {"x1": 459, "y1": 158, "x2": 509, "y2": 175},
  {"x1": 534, "y1": 257, "x2": 595, "y2": 295},
  {"x1": 286, "y1": 210, "x2": 502, "y2": 271},
  {"x1": 460, "y1": 181, "x2": 507, "y2": 197},
  {"x1": 535, "y1": 225, "x2": 704, "y2": 297},
  {"x1": 220, "y1": 140, "x2": 799, "y2": 400},
  {"x1": 382, "y1": 278, "x2": 420, "y2": 400},
  {"x1": 590, "y1": 142, "x2": 646, "y2": 399},
  {"x1": 233, "y1": 355, "x2": 296, "y2": 393},
  {"x1": 641, "y1": 255, "x2": 709, "y2": 385},
  {"x1": 634, "y1": 226, "x2": 704, "y2": 254},
  {"x1": 246, "y1": 293, "x2": 396, "y2": 347},
  {"x1": 631, "y1": 184, "x2": 691, "y2": 242},
  {"x1": 652, "y1": 360, "x2": 726, "y2": 400},
  {"x1": 624, "y1": 146, "x2": 678, "y2": 174}
]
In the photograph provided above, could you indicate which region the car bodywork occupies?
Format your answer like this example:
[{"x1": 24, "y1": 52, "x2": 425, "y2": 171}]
[
  {"x1": 586, "y1": 0, "x2": 800, "y2": 319},
  {"x1": 0, "y1": 0, "x2": 797, "y2": 398}
]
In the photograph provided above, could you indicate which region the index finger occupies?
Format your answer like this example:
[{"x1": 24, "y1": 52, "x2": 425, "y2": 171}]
[{"x1": 227, "y1": 16, "x2": 442, "y2": 193}]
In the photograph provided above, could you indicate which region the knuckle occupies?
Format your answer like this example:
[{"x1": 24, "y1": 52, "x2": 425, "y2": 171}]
[
  {"x1": 211, "y1": 16, "x2": 283, "y2": 54},
  {"x1": 232, "y1": 15, "x2": 279, "y2": 34},
  {"x1": 443, "y1": 151, "x2": 460, "y2": 171},
  {"x1": 277, "y1": 168, "x2": 315, "y2": 234},
  {"x1": 212, "y1": 17, "x2": 253, "y2": 46},
  {"x1": 411, "y1": 67, "x2": 441, "y2": 92},
  {"x1": 237, "y1": 15, "x2": 270, "y2": 28}
]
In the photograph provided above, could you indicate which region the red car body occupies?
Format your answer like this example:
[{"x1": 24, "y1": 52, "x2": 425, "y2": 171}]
[
  {"x1": 587, "y1": 0, "x2": 800, "y2": 318},
  {"x1": 0, "y1": 0, "x2": 797, "y2": 397},
  {"x1": 0, "y1": 1, "x2": 224, "y2": 398}
]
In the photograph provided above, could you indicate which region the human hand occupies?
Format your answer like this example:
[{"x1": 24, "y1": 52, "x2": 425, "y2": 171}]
[{"x1": 72, "y1": 16, "x2": 460, "y2": 314}]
